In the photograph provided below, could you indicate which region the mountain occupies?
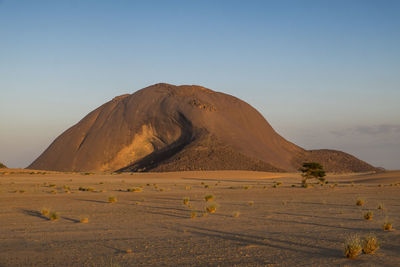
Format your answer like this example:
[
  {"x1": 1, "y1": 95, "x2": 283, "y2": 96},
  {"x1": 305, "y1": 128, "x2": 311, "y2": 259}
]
[{"x1": 29, "y1": 83, "x2": 377, "y2": 173}]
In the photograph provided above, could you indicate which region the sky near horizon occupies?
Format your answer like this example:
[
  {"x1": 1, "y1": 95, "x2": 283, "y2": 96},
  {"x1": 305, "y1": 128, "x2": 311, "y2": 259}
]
[{"x1": 0, "y1": 0, "x2": 399, "y2": 169}]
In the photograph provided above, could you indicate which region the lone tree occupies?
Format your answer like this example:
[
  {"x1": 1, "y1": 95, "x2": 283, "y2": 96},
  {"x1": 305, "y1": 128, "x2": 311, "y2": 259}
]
[
  {"x1": 299, "y1": 162, "x2": 326, "y2": 186},
  {"x1": 0, "y1": 162, "x2": 7, "y2": 169}
]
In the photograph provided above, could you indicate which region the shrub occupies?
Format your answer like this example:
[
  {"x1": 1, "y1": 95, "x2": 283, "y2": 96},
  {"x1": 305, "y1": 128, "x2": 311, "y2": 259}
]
[
  {"x1": 0, "y1": 162, "x2": 7, "y2": 168},
  {"x1": 50, "y1": 212, "x2": 60, "y2": 221},
  {"x1": 363, "y1": 211, "x2": 373, "y2": 220},
  {"x1": 183, "y1": 197, "x2": 190, "y2": 206},
  {"x1": 80, "y1": 217, "x2": 89, "y2": 223},
  {"x1": 233, "y1": 211, "x2": 240, "y2": 218},
  {"x1": 344, "y1": 234, "x2": 362, "y2": 259},
  {"x1": 362, "y1": 234, "x2": 380, "y2": 254},
  {"x1": 108, "y1": 196, "x2": 117, "y2": 203},
  {"x1": 204, "y1": 194, "x2": 214, "y2": 202},
  {"x1": 190, "y1": 212, "x2": 197, "y2": 219},
  {"x1": 248, "y1": 201, "x2": 254, "y2": 206},
  {"x1": 377, "y1": 203, "x2": 384, "y2": 210}
]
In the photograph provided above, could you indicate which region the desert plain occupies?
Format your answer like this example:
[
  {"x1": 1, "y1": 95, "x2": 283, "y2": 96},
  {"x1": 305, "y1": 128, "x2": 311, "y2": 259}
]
[{"x1": 0, "y1": 169, "x2": 399, "y2": 266}]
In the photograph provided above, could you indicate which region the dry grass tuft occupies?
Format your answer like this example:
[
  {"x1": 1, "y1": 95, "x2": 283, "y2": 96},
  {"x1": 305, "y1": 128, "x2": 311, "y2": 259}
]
[
  {"x1": 377, "y1": 203, "x2": 385, "y2": 210},
  {"x1": 125, "y1": 249, "x2": 132, "y2": 254},
  {"x1": 356, "y1": 198, "x2": 365, "y2": 206},
  {"x1": 108, "y1": 196, "x2": 117, "y2": 203},
  {"x1": 79, "y1": 187, "x2": 95, "y2": 192},
  {"x1": 206, "y1": 203, "x2": 217, "y2": 213},
  {"x1": 183, "y1": 197, "x2": 190, "y2": 206},
  {"x1": 233, "y1": 211, "x2": 240, "y2": 218},
  {"x1": 301, "y1": 183, "x2": 312, "y2": 188},
  {"x1": 127, "y1": 187, "x2": 142, "y2": 192},
  {"x1": 190, "y1": 211, "x2": 197, "y2": 219},
  {"x1": 344, "y1": 234, "x2": 362, "y2": 259},
  {"x1": 40, "y1": 208, "x2": 50, "y2": 216},
  {"x1": 362, "y1": 234, "x2": 380, "y2": 254},
  {"x1": 248, "y1": 201, "x2": 254, "y2": 206},
  {"x1": 363, "y1": 211, "x2": 373, "y2": 220},
  {"x1": 80, "y1": 217, "x2": 89, "y2": 223},
  {"x1": 383, "y1": 218, "x2": 393, "y2": 231},
  {"x1": 204, "y1": 194, "x2": 214, "y2": 202}
]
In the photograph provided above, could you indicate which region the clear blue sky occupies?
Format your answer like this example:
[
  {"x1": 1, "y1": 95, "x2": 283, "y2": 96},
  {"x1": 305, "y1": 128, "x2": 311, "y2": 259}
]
[{"x1": 1, "y1": 0, "x2": 399, "y2": 169}]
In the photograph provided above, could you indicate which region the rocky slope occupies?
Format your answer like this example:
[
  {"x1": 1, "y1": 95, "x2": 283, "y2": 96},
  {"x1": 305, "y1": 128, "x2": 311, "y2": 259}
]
[{"x1": 29, "y1": 83, "x2": 378, "y2": 173}]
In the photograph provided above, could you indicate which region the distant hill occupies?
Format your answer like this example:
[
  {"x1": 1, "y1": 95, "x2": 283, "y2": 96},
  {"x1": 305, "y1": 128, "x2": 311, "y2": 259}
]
[{"x1": 29, "y1": 83, "x2": 378, "y2": 173}]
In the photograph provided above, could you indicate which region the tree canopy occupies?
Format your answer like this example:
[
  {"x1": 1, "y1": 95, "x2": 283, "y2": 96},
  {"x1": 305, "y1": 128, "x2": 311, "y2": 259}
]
[{"x1": 299, "y1": 162, "x2": 326, "y2": 185}]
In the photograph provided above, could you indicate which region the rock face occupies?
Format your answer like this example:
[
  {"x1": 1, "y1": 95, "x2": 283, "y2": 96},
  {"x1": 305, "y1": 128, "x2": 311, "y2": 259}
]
[{"x1": 29, "y1": 83, "x2": 378, "y2": 173}]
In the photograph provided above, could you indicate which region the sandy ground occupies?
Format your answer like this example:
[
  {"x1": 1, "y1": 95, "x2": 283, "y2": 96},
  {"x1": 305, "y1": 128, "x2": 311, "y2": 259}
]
[{"x1": 0, "y1": 169, "x2": 399, "y2": 267}]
